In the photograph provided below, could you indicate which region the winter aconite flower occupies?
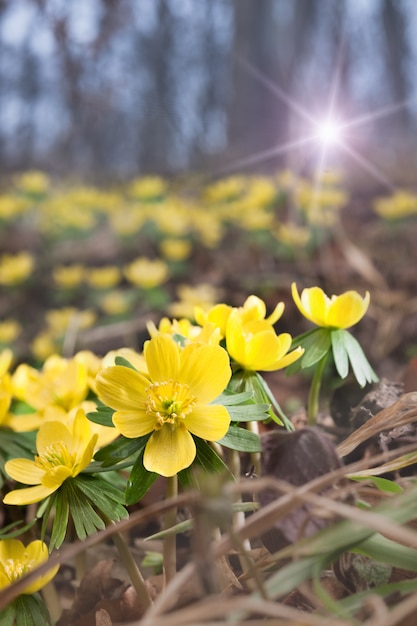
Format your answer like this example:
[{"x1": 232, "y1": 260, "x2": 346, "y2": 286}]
[
  {"x1": 3, "y1": 409, "x2": 97, "y2": 505},
  {"x1": 226, "y1": 313, "x2": 303, "y2": 372},
  {"x1": 96, "y1": 334, "x2": 231, "y2": 477},
  {"x1": 291, "y1": 283, "x2": 370, "y2": 329},
  {"x1": 0, "y1": 539, "x2": 58, "y2": 594}
]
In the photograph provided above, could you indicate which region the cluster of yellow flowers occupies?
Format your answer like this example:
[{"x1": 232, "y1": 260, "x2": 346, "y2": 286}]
[
  {"x1": 0, "y1": 169, "x2": 350, "y2": 361},
  {"x1": 373, "y1": 189, "x2": 417, "y2": 220},
  {"x1": 0, "y1": 283, "x2": 373, "y2": 618}
]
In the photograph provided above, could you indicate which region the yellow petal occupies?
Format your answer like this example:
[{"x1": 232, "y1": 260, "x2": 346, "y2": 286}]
[
  {"x1": 96, "y1": 366, "x2": 150, "y2": 411},
  {"x1": 262, "y1": 345, "x2": 304, "y2": 371},
  {"x1": 143, "y1": 424, "x2": 196, "y2": 476},
  {"x1": 301, "y1": 287, "x2": 329, "y2": 326},
  {"x1": 185, "y1": 405, "x2": 230, "y2": 441},
  {"x1": 327, "y1": 291, "x2": 370, "y2": 328},
  {"x1": 37, "y1": 421, "x2": 72, "y2": 456},
  {"x1": 41, "y1": 466, "x2": 72, "y2": 488},
  {"x1": 145, "y1": 334, "x2": 180, "y2": 382},
  {"x1": 242, "y1": 295, "x2": 266, "y2": 321},
  {"x1": 266, "y1": 301, "x2": 285, "y2": 325},
  {"x1": 22, "y1": 540, "x2": 59, "y2": 594},
  {"x1": 74, "y1": 434, "x2": 98, "y2": 475},
  {"x1": 3, "y1": 484, "x2": 57, "y2": 505},
  {"x1": 4, "y1": 459, "x2": 44, "y2": 485},
  {"x1": 178, "y1": 343, "x2": 231, "y2": 403},
  {"x1": 0, "y1": 539, "x2": 25, "y2": 562},
  {"x1": 112, "y1": 410, "x2": 156, "y2": 438},
  {"x1": 244, "y1": 331, "x2": 282, "y2": 370},
  {"x1": 292, "y1": 283, "x2": 326, "y2": 325},
  {"x1": 226, "y1": 314, "x2": 246, "y2": 365}
]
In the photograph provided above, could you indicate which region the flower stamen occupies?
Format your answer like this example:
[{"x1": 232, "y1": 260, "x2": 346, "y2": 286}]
[{"x1": 146, "y1": 380, "x2": 197, "y2": 429}]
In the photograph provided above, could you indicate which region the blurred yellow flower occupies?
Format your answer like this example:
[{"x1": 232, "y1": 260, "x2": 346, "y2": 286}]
[
  {"x1": 291, "y1": 283, "x2": 370, "y2": 329},
  {"x1": 52, "y1": 264, "x2": 85, "y2": 289},
  {"x1": 274, "y1": 223, "x2": 310, "y2": 248},
  {"x1": 45, "y1": 307, "x2": 96, "y2": 334},
  {"x1": 16, "y1": 171, "x2": 50, "y2": 196},
  {"x1": 0, "y1": 539, "x2": 58, "y2": 594},
  {"x1": 128, "y1": 176, "x2": 167, "y2": 200},
  {"x1": 0, "y1": 373, "x2": 12, "y2": 427},
  {"x1": 0, "y1": 252, "x2": 34, "y2": 285},
  {"x1": 373, "y1": 190, "x2": 417, "y2": 220},
  {"x1": 0, "y1": 319, "x2": 21, "y2": 343},
  {"x1": 99, "y1": 290, "x2": 131, "y2": 316},
  {"x1": 30, "y1": 330, "x2": 57, "y2": 362},
  {"x1": 0, "y1": 196, "x2": 28, "y2": 220},
  {"x1": 167, "y1": 283, "x2": 219, "y2": 319},
  {"x1": 96, "y1": 334, "x2": 231, "y2": 477},
  {"x1": 86, "y1": 266, "x2": 121, "y2": 289},
  {"x1": 159, "y1": 238, "x2": 192, "y2": 261},
  {"x1": 0, "y1": 348, "x2": 13, "y2": 376},
  {"x1": 124, "y1": 257, "x2": 169, "y2": 289},
  {"x1": 147, "y1": 317, "x2": 221, "y2": 345},
  {"x1": 12, "y1": 355, "x2": 89, "y2": 416},
  {"x1": 4, "y1": 409, "x2": 97, "y2": 505}
]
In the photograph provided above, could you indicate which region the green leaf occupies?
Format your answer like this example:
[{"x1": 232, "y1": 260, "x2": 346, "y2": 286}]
[
  {"x1": 50, "y1": 490, "x2": 69, "y2": 550},
  {"x1": 14, "y1": 594, "x2": 52, "y2": 626},
  {"x1": 349, "y1": 475, "x2": 403, "y2": 494},
  {"x1": 75, "y1": 474, "x2": 128, "y2": 521},
  {"x1": 94, "y1": 434, "x2": 148, "y2": 467},
  {"x1": 213, "y1": 390, "x2": 254, "y2": 406},
  {"x1": 340, "y1": 330, "x2": 379, "y2": 387},
  {"x1": 287, "y1": 328, "x2": 331, "y2": 374},
  {"x1": 218, "y1": 424, "x2": 262, "y2": 452},
  {"x1": 115, "y1": 356, "x2": 138, "y2": 370},
  {"x1": 226, "y1": 403, "x2": 270, "y2": 422},
  {"x1": 0, "y1": 601, "x2": 16, "y2": 626},
  {"x1": 125, "y1": 450, "x2": 159, "y2": 505},
  {"x1": 331, "y1": 329, "x2": 349, "y2": 379},
  {"x1": 354, "y1": 533, "x2": 417, "y2": 572},
  {"x1": 64, "y1": 480, "x2": 105, "y2": 540},
  {"x1": 87, "y1": 406, "x2": 115, "y2": 427}
]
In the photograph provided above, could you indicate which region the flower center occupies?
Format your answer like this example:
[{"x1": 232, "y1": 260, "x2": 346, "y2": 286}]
[
  {"x1": 2, "y1": 556, "x2": 32, "y2": 582},
  {"x1": 146, "y1": 380, "x2": 197, "y2": 429},
  {"x1": 34, "y1": 441, "x2": 76, "y2": 471}
]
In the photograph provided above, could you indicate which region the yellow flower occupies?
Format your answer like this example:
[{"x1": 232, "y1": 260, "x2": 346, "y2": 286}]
[
  {"x1": 167, "y1": 283, "x2": 220, "y2": 319},
  {"x1": 16, "y1": 171, "x2": 50, "y2": 196},
  {"x1": 52, "y1": 264, "x2": 85, "y2": 289},
  {"x1": 147, "y1": 317, "x2": 221, "y2": 346},
  {"x1": 0, "y1": 320, "x2": 22, "y2": 343},
  {"x1": 96, "y1": 334, "x2": 231, "y2": 477},
  {"x1": 12, "y1": 355, "x2": 89, "y2": 415},
  {"x1": 234, "y1": 295, "x2": 284, "y2": 326},
  {"x1": 226, "y1": 313, "x2": 303, "y2": 372},
  {"x1": 291, "y1": 283, "x2": 370, "y2": 329},
  {"x1": 45, "y1": 307, "x2": 96, "y2": 334},
  {"x1": 99, "y1": 290, "x2": 131, "y2": 316},
  {"x1": 124, "y1": 257, "x2": 169, "y2": 289},
  {"x1": 0, "y1": 252, "x2": 34, "y2": 286},
  {"x1": 128, "y1": 176, "x2": 167, "y2": 200},
  {"x1": 3, "y1": 409, "x2": 97, "y2": 505},
  {"x1": 159, "y1": 238, "x2": 192, "y2": 261},
  {"x1": 86, "y1": 266, "x2": 121, "y2": 289},
  {"x1": 0, "y1": 539, "x2": 58, "y2": 594},
  {"x1": 0, "y1": 373, "x2": 12, "y2": 427},
  {"x1": 194, "y1": 304, "x2": 233, "y2": 338},
  {"x1": 0, "y1": 348, "x2": 13, "y2": 376}
]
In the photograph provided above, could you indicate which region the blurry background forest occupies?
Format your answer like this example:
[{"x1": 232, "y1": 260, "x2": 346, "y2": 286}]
[{"x1": 1, "y1": 0, "x2": 417, "y2": 185}]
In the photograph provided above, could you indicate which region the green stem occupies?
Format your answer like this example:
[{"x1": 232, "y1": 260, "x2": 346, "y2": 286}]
[
  {"x1": 163, "y1": 474, "x2": 178, "y2": 584},
  {"x1": 307, "y1": 353, "x2": 328, "y2": 425},
  {"x1": 103, "y1": 517, "x2": 153, "y2": 610}
]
